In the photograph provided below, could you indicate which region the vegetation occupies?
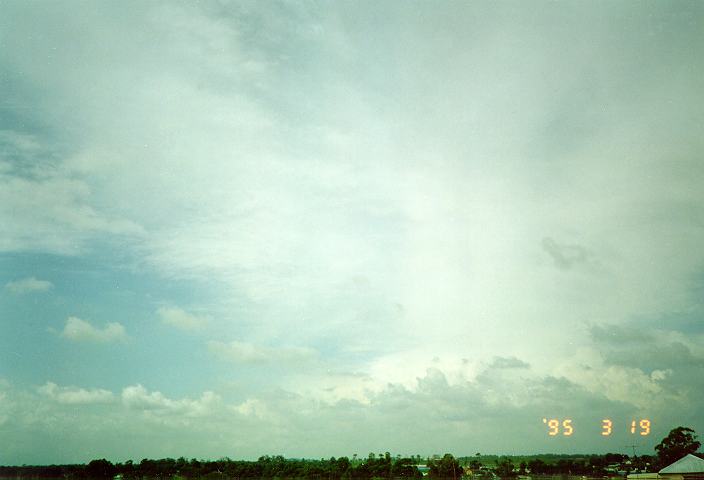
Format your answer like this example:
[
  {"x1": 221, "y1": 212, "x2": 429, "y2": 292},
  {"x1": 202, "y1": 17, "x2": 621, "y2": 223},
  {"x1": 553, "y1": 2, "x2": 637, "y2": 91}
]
[
  {"x1": 655, "y1": 426, "x2": 701, "y2": 469},
  {"x1": 1, "y1": 455, "x2": 419, "y2": 480},
  {"x1": 1, "y1": 428, "x2": 701, "y2": 480},
  {"x1": 0, "y1": 452, "x2": 661, "y2": 480},
  {"x1": 427, "y1": 455, "x2": 461, "y2": 480}
]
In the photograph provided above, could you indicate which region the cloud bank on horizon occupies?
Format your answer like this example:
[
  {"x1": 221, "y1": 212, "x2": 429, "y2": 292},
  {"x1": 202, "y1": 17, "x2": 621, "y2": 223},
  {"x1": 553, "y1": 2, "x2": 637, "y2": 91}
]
[{"x1": 1, "y1": 0, "x2": 703, "y2": 465}]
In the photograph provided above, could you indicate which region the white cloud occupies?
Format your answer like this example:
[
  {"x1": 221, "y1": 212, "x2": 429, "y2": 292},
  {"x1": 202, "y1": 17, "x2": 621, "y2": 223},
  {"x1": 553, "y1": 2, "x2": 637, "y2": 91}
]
[
  {"x1": 60, "y1": 316, "x2": 127, "y2": 343},
  {"x1": 157, "y1": 306, "x2": 207, "y2": 331},
  {"x1": 208, "y1": 340, "x2": 317, "y2": 364},
  {"x1": 121, "y1": 384, "x2": 172, "y2": 410},
  {"x1": 5, "y1": 276, "x2": 53, "y2": 294},
  {"x1": 37, "y1": 381, "x2": 114, "y2": 404},
  {"x1": 121, "y1": 384, "x2": 220, "y2": 417},
  {"x1": 232, "y1": 398, "x2": 271, "y2": 421},
  {"x1": 651, "y1": 369, "x2": 673, "y2": 381},
  {"x1": 563, "y1": 362, "x2": 667, "y2": 410}
]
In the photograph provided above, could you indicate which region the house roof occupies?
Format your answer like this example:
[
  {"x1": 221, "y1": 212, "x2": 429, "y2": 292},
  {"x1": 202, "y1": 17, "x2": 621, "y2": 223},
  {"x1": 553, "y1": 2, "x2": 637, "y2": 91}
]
[{"x1": 659, "y1": 454, "x2": 704, "y2": 474}]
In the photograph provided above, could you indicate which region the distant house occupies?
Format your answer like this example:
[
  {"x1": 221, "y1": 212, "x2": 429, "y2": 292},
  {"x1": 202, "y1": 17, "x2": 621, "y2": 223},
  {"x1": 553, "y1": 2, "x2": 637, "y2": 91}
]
[{"x1": 659, "y1": 454, "x2": 704, "y2": 480}]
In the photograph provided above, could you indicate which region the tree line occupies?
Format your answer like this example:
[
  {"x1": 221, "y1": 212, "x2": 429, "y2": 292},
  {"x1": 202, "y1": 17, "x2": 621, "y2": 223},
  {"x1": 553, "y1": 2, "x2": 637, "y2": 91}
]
[
  {"x1": 1, "y1": 427, "x2": 699, "y2": 480},
  {"x1": 2, "y1": 453, "x2": 423, "y2": 480},
  {"x1": 0, "y1": 452, "x2": 664, "y2": 480}
]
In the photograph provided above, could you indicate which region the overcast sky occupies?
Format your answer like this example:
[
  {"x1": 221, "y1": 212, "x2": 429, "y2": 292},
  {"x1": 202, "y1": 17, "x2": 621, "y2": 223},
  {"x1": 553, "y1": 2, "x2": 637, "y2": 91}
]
[{"x1": 1, "y1": 0, "x2": 703, "y2": 466}]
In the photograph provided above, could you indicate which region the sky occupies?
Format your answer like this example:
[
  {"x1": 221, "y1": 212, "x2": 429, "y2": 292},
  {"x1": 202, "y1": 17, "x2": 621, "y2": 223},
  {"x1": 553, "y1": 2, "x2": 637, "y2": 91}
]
[{"x1": 1, "y1": 0, "x2": 704, "y2": 466}]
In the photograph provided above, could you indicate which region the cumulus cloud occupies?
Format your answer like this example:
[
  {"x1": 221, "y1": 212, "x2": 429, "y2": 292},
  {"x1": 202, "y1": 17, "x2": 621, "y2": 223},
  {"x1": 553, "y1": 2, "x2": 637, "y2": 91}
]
[
  {"x1": 4, "y1": 276, "x2": 53, "y2": 294},
  {"x1": 589, "y1": 323, "x2": 704, "y2": 372},
  {"x1": 37, "y1": 381, "x2": 114, "y2": 404},
  {"x1": 157, "y1": 306, "x2": 207, "y2": 331},
  {"x1": 121, "y1": 384, "x2": 220, "y2": 417},
  {"x1": 60, "y1": 316, "x2": 127, "y2": 343},
  {"x1": 222, "y1": 365, "x2": 645, "y2": 455},
  {"x1": 232, "y1": 398, "x2": 272, "y2": 421},
  {"x1": 208, "y1": 340, "x2": 317, "y2": 364},
  {"x1": 651, "y1": 369, "x2": 673, "y2": 381},
  {"x1": 0, "y1": 352, "x2": 702, "y2": 464},
  {"x1": 552, "y1": 322, "x2": 704, "y2": 413}
]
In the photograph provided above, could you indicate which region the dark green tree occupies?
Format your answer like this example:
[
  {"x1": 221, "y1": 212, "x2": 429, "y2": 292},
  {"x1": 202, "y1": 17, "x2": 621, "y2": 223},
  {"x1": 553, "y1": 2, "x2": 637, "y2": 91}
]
[
  {"x1": 428, "y1": 454, "x2": 461, "y2": 480},
  {"x1": 494, "y1": 459, "x2": 516, "y2": 479},
  {"x1": 655, "y1": 427, "x2": 701, "y2": 468},
  {"x1": 86, "y1": 459, "x2": 115, "y2": 479},
  {"x1": 527, "y1": 459, "x2": 548, "y2": 475},
  {"x1": 391, "y1": 458, "x2": 422, "y2": 479}
]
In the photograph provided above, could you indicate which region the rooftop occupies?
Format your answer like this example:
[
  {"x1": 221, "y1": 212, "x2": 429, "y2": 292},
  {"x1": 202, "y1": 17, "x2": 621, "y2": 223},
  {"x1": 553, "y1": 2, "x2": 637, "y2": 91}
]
[{"x1": 659, "y1": 455, "x2": 704, "y2": 475}]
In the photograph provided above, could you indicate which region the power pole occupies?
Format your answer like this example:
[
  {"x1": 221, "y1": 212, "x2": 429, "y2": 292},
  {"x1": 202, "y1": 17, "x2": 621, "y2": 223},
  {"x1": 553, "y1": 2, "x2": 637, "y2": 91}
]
[{"x1": 625, "y1": 445, "x2": 638, "y2": 458}]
